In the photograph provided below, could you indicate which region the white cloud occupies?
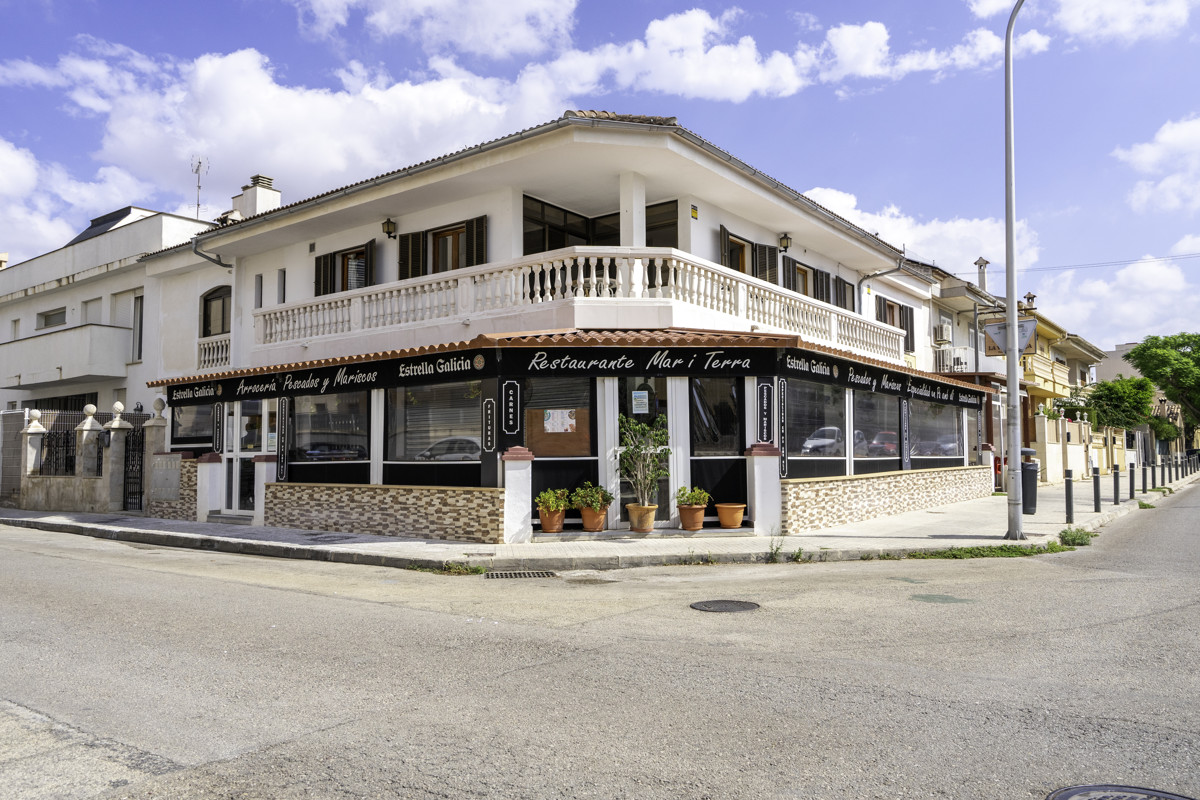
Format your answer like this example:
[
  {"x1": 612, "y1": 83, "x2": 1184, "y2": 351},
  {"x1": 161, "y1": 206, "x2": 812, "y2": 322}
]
[
  {"x1": 1114, "y1": 115, "x2": 1200, "y2": 213},
  {"x1": 1171, "y1": 234, "x2": 1200, "y2": 253},
  {"x1": 966, "y1": 0, "x2": 1014, "y2": 18},
  {"x1": 1053, "y1": 0, "x2": 1196, "y2": 43},
  {"x1": 817, "y1": 22, "x2": 1048, "y2": 84},
  {"x1": 1034, "y1": 258, "x2": 1196, "y2": 348},
  {"x1": 286, "y1": 0, "x2": 578, "y2": 59},
  {"x1": 803, "y1": 187, "x2": 1039, "y2": 277}
]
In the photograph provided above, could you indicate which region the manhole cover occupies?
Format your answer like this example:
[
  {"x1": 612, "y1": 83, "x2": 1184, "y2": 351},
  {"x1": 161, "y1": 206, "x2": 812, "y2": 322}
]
[
  {"x1": 484, "y1": 571, "x2": 557, "y2": 580},
  {"x1": 1047, "y1": 786, "x2": 1197, "y2": 800},
  {"x1": 690, "y1": 600, "x2": 760, "y2": 613}
]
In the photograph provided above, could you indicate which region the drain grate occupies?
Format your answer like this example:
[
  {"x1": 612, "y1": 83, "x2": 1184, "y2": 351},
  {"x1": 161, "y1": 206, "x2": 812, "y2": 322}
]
[
  {"x1": 1047, "y1": 786, "x2": 1197, "y2": 800},
  {"x1": 485, "y1": 570, "x2": 558, "y2": 580},
  {"x1": 690, "y1": 599, "x2": 760, "y2": 613}
]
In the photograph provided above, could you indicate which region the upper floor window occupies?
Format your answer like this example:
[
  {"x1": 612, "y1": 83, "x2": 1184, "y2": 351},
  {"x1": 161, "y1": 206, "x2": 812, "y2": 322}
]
[
  {"x1": 201, "y1": 286, "x2": 231, "y2": 338},
  {"x1": 719, "y1": 226, "x2": 778, "y2": 283},
  {"x1": 315, "y1": 240, "x2": 375, "y2": 296},
  {"x1": 398, "y1": 217, "x2": 486, "y2": 280},
  {"x1": 36, "y1": 307, "x2": 67, "y2": 329},
  {"x1": 523, "y1": 197, "x2": 677, "y2": 255},
  {"x1": 875, "y1": 295, "x2": 915, "y2": 353}
]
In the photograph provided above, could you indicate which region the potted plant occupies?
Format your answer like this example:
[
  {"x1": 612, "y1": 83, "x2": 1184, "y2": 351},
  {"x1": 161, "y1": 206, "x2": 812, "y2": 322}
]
[
  {"x1": 534, "y1": 487, "x2": 569, "y2": 533},
  {"x1": 715, "y1": 501, "x2": 746, "y2": 529},
  {"x1": 618, "y1": 413, "x2": 669, "y2": 533},
  {"x1": 570, "y1": 481, "x2": 615, "y2": 532},
  {"x1": 674, "y1": 485, "x2": 711, "y2": 531}
]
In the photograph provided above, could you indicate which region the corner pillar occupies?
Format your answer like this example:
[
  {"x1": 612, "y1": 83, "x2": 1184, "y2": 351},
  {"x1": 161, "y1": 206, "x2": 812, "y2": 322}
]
[
  {"x1": 746, "y1": 442, "x2": 781, "y2": 536},
  {"x1": 501, "y1": 446, "x2": 534, "y2": 544}
]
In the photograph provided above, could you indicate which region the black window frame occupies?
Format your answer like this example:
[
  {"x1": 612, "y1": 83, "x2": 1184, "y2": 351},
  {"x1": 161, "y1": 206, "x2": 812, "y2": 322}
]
[
  {"x1": 314, "y1": 240, "x2": 376, "y2": 297},
  {"x1": 200, "y1": 286, "x2": 231, "y2": 338}
]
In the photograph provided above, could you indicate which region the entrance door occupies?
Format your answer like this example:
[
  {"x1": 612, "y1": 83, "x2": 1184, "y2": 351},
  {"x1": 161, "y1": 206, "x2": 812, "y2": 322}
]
[{"x1": 223, "y1": 399, "x2": 276, "y2": 514}]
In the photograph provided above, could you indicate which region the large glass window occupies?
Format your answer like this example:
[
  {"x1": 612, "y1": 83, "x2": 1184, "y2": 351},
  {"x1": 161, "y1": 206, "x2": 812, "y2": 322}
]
[
  {"x1": 909, "y1": 399, "x2": 963, "y2": 458},
  {"x1": 787, "y1": 380, "x2": 846, "y2": 457},
  {"x1": 291, "y1": 391, "x2": 369, "y2": 462},
  {"x1": 854, "y1": 392, "x2": 900, "y2": 460},
  {"x1": 385, "y1": 380, "x2": 482, "y2": 461},
  {"x1": 201, "y1": 287, "x2": 230, "y2": 337},
  {"x1": 690, "y1": 377, "x2": 741, "y2": 456},
  {"x1": 171, "y1": 404, "x2": 214, "y2": 447},
  {"x1": 525, "y1": 377, "x2": 592, "y2": 457}
]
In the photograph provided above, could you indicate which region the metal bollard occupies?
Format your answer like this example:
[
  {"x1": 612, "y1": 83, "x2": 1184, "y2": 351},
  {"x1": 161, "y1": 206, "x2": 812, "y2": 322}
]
[
  {"x1": 1093, "y1": 467, "x2": 1101, "y2": 513},
  {"x1": 1113, "y1": 465, "x2": 1121, "y2": 505},
  {"x1": 1129, "y1": 462, "x2": 1135, "y2": 500},
  {"x1": 1161, "y1": 459, "x2": 1166, "y2": 487},
  {"x1": 1065, "y1": 469, "x2": 1074, "y2": 524},
  {"x1": 1152, "y1": 462, "x2": 1158, "y2": 489},
  {"x1": 1142, "y1": 464, "x2": 1148, "y2": 494}
]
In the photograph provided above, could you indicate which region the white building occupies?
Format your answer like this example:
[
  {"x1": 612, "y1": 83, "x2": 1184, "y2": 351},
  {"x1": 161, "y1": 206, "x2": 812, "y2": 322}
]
[{"x1": 8, "y1": 111, "x2": 994, "y2": 537}]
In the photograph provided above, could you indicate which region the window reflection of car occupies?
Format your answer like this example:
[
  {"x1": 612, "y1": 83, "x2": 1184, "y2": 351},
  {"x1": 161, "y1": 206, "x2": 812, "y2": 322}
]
[
  {"x1": 852, "y1": 430, "x2": 868, "y2": 456},
  {"x1": 802, "y1": 426, "x2": 844, "y2": 455},
  {"x1": 936, "y1": 434, "x2": 960, "y2": 455},
  {"x1": 416, "y1": 437, "x2": 482, "y2": 462},
  {"x1": 867, "y1": 431, "x2": 898, "y2": 457},
  {"x1": 303, "y1": 443, "x2": 368, "y2": 461}
]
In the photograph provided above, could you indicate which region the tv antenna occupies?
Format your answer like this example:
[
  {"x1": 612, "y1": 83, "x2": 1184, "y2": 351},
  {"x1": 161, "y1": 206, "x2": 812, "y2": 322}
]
[{"x1": 190, "y1": 156, "x2": 209, "y2": 220}]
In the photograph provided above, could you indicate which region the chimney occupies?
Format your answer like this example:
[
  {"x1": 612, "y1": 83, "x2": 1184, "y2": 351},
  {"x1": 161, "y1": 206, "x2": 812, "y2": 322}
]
[
  {"x1": 0, "y1": 253, "x2": 8, "y2": 270},
  {"x1": 232, "y1": 175, "x2": 281, "y2": 219},
  {"x1": 974, "y1": 256, "x2": 989, "y2": 292}
]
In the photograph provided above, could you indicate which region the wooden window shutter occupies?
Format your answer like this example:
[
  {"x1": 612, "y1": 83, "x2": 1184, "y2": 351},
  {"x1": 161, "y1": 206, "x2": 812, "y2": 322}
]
[
  {"x1": 397, "y1": 231, "x2": 426, "y2": 281},
  {"x1": 752, "y1": 244, "x2": 778, "y2": 284},
  {"x1": 363, "y1": 240, "x2": 375, "y2": 287},
  {"x1": 718, "y1": 225, "x2": 730, "y2": 267},
  {"x1": 900, "y1": 304, "x2": 915, "y2": 352},
  {"x1": 782, "y1": 255, "x2": 798, "y2": 292},
  {"x1": 834, "y1": 277, "x2": 855, "y2": 312},
  {"x1": 314, "y1": 253, "x2": 335, "y2": 296},
  {"x1": 465, "y1": 216, "x2": 487, "y2": 267},
  {"x1": 812, "y1": 268, "x2": 831, "y2": 303}
]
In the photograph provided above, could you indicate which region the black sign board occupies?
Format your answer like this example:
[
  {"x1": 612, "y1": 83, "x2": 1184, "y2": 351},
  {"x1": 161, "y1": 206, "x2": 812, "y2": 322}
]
[
  {"x1": 777, "y1": 377, "x2": 788, "y2": 477},
  {"x1": 501, "y1": 381, "x2": 521, "y2": 435},
  {"x1": 778, "y1": 349, "x2": 984, "y2": 409},
  {"x1": 500, "y1": 346, "x2": 777, "y2": 378},
  {"x1": 166, "y1": 350, "x2": 496, "y2": 406},
  {"x1": 757, "y1": 379, "x2": 773, "y2": 443},
  {"x1": 482, "y1": 399, "x2": 496, "y2": 452}
]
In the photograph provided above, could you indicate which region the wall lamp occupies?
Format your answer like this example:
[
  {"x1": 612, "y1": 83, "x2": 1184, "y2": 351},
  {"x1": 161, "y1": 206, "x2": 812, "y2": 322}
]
[
  {"x1": 778, "y1": 233, "x2": 792, "y2": 253},
  {"x1": 382, "y1": 218, "x2": 397, "y2": 239}
]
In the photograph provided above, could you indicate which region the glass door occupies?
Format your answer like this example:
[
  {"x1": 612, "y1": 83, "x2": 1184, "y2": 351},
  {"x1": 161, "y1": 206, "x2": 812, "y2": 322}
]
[{"x1": 223, "y1": 399, "x2": 276, "y2": 513}]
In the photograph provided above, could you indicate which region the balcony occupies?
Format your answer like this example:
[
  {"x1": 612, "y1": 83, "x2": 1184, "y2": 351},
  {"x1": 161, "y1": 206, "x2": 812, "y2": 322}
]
[
  {"x1": 934, "y1": 346, "x2": 1007, "y2": 375},
  {"x1": 0, "y1": 324, "x2": 132, "y2": 389},
  {"x1": 1023, "y1": 354, "x2": 1072, "y2": 395},
  {"x1": 254, "y1": 247, "x2": 907, "y2": 365},
  {"x1": 198, "y1": 334, "x2": 231, "y2": 371}
]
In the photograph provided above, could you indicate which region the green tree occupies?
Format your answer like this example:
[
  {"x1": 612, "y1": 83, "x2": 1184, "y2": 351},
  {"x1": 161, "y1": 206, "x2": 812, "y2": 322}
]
[
  {"x1": 1086, "y1": 376, "x2": 1156, "y2": 430},
  {"x1": 1123, "y1": 334, "x2": 1200, "y2": 425}
]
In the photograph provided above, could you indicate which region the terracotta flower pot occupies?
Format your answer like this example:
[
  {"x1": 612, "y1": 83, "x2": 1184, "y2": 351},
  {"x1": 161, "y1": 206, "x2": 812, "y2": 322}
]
[
  {"x1": 579, "y1": 506, "x2": 608, "y2": 532},
  {"x1": 626, "y1": 503, "x2": 657, "y2": 533},
  {"x1": 538, "y1": 508, "x2": 566, "y2": 533},
  {"x1": 715, "y1": 503, "x2": 746, "y2": 529},
  {"x1": 677, "y1": 504, "x2": 706, "y2": 531}
]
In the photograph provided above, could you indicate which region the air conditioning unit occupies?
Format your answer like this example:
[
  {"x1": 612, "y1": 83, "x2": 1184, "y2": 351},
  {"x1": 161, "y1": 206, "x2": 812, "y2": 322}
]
[{"x1": 934, "y1": 323, "x2": 952, "y2": 344}]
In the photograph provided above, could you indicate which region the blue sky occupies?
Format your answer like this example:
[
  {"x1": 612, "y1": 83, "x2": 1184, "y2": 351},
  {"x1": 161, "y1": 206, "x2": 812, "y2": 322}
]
[{"x1": 2, "y1": 0, "x2": 1198, "y2": 352}]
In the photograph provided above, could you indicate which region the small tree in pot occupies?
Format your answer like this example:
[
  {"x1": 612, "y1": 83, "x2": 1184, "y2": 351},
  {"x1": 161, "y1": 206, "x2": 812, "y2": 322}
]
[
  {"x1": 618, "y1": 413, "x2": 669, "y2": 532},
  {"x1": 674, "y1": 485, "x2": 711, "y2": 531},
  {"x1": 534, "y1": 487, "x2": 569, "y2": 533},
  {"x1": 570, "y1": 481, "x2": 615, "y2": 532}
]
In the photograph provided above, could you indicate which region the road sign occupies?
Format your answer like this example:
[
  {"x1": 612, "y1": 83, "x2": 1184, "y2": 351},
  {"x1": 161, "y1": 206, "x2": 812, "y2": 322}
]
[{"x1": 984, "y1": 318, "x2": 1036, "y2": 357}]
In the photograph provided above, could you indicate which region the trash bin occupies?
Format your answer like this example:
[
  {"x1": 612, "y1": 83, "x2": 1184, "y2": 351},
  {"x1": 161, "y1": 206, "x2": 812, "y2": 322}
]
[{"x1": 1020, "y1": 447, "x2": 1038, "y2": 515}]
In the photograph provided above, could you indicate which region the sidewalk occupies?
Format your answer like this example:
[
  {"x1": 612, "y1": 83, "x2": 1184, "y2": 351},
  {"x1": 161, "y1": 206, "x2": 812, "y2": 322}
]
[{"x1": 2, "y1": 471, "x2": 1195, "y2": 572}]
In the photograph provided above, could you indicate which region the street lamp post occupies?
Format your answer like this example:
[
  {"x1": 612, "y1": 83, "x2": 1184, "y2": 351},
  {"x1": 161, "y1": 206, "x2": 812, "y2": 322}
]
[{"x1": 1004, "y1": 0, "x2": 1027, "y2": 539}]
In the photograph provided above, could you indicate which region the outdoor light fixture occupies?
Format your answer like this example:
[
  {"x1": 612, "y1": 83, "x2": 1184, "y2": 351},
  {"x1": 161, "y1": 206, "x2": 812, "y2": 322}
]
[
  {"x1": 382, "y1": 218, "x2": 397, "y2": 239},
  {"x1": 779, "y1": 233, "x2": 792, "y2": 253}
]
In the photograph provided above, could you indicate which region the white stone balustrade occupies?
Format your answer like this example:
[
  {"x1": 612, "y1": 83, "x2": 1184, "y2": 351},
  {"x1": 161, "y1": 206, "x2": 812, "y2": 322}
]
[
  {"x1": 197, "y1": 333, "x2": 231, "y2": 370},
  {"x1": 253, "y1": 247, "x2": 907, "y2": 364}
]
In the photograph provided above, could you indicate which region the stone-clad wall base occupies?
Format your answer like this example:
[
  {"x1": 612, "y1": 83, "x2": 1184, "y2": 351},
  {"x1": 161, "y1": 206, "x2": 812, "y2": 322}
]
[
  {"x1": 782, "y1": 467, "x2": 993, "y2": 533},
  {"x1": 265, "y1": 483, "x2": 505, "y2": 544},
  {"x1": 146, "y1": 458, "x2": 197, "y2": 521}
]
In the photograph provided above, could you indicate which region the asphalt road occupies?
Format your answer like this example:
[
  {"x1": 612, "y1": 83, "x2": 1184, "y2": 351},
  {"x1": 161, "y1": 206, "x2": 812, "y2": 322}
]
[{"x1": 1, "y1": 484, "x2": 1198, "y2": 800}]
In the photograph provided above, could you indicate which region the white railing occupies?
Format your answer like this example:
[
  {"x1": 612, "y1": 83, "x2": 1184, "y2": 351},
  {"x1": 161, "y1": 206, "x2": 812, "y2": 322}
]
[
  {"x1": 197, "y1": 333, "x2": 231, "y2": 370},
  {"x1": 254, "y1": 247, "x2": 906, "y2": 363}
]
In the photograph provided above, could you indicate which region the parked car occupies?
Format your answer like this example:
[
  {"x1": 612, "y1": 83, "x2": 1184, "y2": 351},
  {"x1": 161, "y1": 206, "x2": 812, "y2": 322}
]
[
  {"x1": 301, "y1": 442, "x2": 368, "y2": 461},
  {"x1": 416, "y1": 436, "x2": 482, "y2": 461},
  {"x1": 936, "y1": 434, "x2": 961, "y2": 455},
  {"x1": 867, "y1": 431, "x2": 898, "y2": 457},
  {"x1": 802, "y1": 426, "x2": 844, "y2": 456}
]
